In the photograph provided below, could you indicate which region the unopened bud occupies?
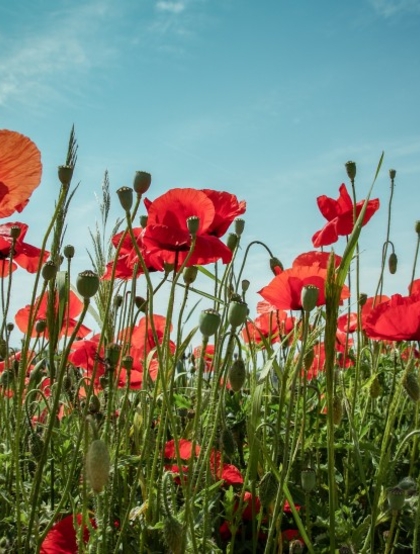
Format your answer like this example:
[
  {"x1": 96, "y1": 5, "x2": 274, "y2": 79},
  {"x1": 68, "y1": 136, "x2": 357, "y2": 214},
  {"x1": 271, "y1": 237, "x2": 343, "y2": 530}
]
[
  {"x1": 301, "y1": 285, "x2": 319, "y2": 312},
  {"x1": 359, "y1": 293, "x2": 368, "y2": 307},
  {"x1": 415, "y1": 220, "x2": 420, "y2": 235},
  {"x1": 226, "y1": 233, "x2": 239, "y2": 252},
  {"x1": 241, "y1": 279, "x2": 250, "y2": 292},
  {"x1": 228, "y1": 300, "x2": 248, "y2": 328},
  {"x1": 139, "y1": 215, "x2": 148, "y2": 228},
  {"x1": 388, "y1": 252, "x2": 398, "y2": 274},
  {"x1": 234, "y1": 218, "x2": 245, "y2": 236},
  {"x1": 183, "y1": 266, "x2": 198, "y2": 285},
  {"x1": 269, "y1": 257, "x2": 283, "y2": 275},
  {"x1": 389, "y1": 169, "x2": 396, "y2": 180},
  {"x1": 345, "y1": 160, "x2": 356, "y2": 181}
]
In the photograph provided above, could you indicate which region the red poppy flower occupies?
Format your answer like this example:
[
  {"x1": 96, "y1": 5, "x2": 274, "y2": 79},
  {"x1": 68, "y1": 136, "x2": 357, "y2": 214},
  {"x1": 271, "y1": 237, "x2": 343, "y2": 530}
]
[
  {"x1": 293, "y1": 250, "x2": 342, "y2": 269},
  {"x1": 337, "y1": 312, "x2": 358, "y2": 334},
  {"x1": 410, "y1": 279, "x2": 420, "y2": 296},
  {"x1": 258, "y1": 264, "x2": 350, "y2": 311},
  {"x1": 0, "y1": 130, "x2": 42, "y2": 218},
  {"x1": 164, "y1": 438, "x2": 201, "y2": 459},
  {"x1": 15, "y1": 289, "x2": 91, "y2": 339},
  {"x1": 124, "y1": 314, "x2": 174, "y2": 358},
  {"x1": 40, "y1": 513, "x2": 94, "y2": 554},
  {"x1": 142, "y1": 188, "x2": 245, "y2": 268},
  {"x1": 360, "y1": 295, "x2": 390, "y2": 331},
  {"x1": 102, "y1": 227, "x2": 160, "y2": 279},
  {"x1": 312, "y1": 184, "x2": 380, "y2": 247},
  {"x1": 0, "y1": 222, "x2": 49, "y2": 277},
  {"x1": 364, "y1": 294, "x2": 420, "y2": 341},
  {"x1": 193, "y1": 343, "x2": 215, "y2": 372}
]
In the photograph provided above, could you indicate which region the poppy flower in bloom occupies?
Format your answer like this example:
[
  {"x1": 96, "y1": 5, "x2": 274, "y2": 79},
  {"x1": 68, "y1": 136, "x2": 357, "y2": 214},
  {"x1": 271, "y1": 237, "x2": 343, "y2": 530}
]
[
  {"x1": 15, "y1": 290, "x2": 91, "y2": 339},
  {"x1": 0, "y1": 129, "x2": 42, "y2": 218},
  {"x1": 142, "y1": 188, "x2": 246, "y2": 268},
  {"x1": 0, "y1": 222, "x2": 49, "y2": 277},
  {"x1": 364, "y1": 294, "x2": 420, "y2": 342},
  {"x1": 312, "y1": 184, "x2": 380, "y2": 247},
  {"x1": 293, "y1": 250, "x2": 342, "y2": 270},
  {"x1": 360, "y1": 295, "x2": 390, "y2": 331},
  {"x1": 102, "y1": 227, "x2": 160, "y2": 279},
  {"x1": 337, "y1": 312, "x2": 358, "y2": 334},
  {"x1": 193, "y1": 343, "x2": 215, "y2": 372},
  {"x1": 258, "y1": 264, "x2": 350, "y2": 312},
  {"x1": 164, "y1": 438, "x2": 201, "y2": 459},
  {"x1": 40, "y1": 513, "x2": 94, "y2": 554}
]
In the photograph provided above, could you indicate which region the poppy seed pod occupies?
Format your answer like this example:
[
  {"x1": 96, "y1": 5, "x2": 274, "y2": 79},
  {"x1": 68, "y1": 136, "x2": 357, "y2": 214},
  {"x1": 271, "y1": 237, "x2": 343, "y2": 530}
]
[
  {"x1": 135, "y1": 296, "x2": 147, "y2": 311},
  {"x1": 10, "y1": 225, "x2": 22, "y2": 239},
  {"x1": 415, "y1": 221, "x2": 420, "y2": 235},
  {"x1": 6, "y1": 322, "x2": 14, "y2": 333},
  {"x1": 187, "y1": 216, "x2": 200, "y2": 236},
  {"x1": 301, "y1": 468, "x2": 316, "y2": 492},
  {"x1": 58, "y1": 165, "x2": 74, "y2": 187},
  {"x1": 359, "y1": 293, "x2": 368, "y2": 307},
  {"x1": 269, "y1": 256, "x2": 284, "y2": 274},
  {"x1": 228, "y1": 358, "x2": 246, "y2": 392},
  {"x1": 389, "y1": 168, "x2": 397, "y2": 180},
  {"x1": 387, "y1": 486, "x2": 405, "y2": 511},
  {"x1": 63, "y1": 244, "x2": 75, "y2": 259},
  {"x1": 105, "y1": 343, "x2": 121, "y2": 368},
  {"x1": 133, "y1": 171, "x2": 151, "y2": 195},
  {"x1": 228, "y1": 300, "x2": 248, "y2": 328},
  {"x1": 388, "y1": 252, "x2": 398, "y2": 274},
  {"x1": 226, "y1": 233, "x2": 239, "y2": 252},
  {"x1": 77, "y1": 270, "x2": 99, "y2": 299},
  {"x1": 42, "y1": 261, "x2": 57, "y2": 281},
  {"x1": 345, "y1": 160, "x2": 356, "y2": 181},
  {"x1": 301, "y1": 285, "x2": 319, "y2": 312},
  {"x1": 234, "y1": 218, "x2": 245, "y2": 236},
  {"x1": 116, "y1": 186, "x2": 133, "y2": 212},
  {"x1": 183, "y1": 265, "x2": 198, "y2": 285},
  {"x1": 241, "y1": 279, "x2": 250, "y2": 292},
  {"x1": 121, "y1": 355, "x2": 133, "y2": 370},
  {"x1": 139, "y1": 214, "x2": 148, "y2": 228},
  {"x1": 199, "y1": 309, "x2": 221, "y2": 337}
]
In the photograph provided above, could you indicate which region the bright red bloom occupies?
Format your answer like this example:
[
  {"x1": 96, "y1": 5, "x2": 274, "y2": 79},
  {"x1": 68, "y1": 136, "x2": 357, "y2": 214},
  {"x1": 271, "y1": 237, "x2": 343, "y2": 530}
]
[
  {"x1": 0, "y1": 130, "x2": 42, "y2": 218},
  {"x1": 258, "y1": 264, "x2": 349, "y2": 311},
  {"x1": 164, "y1": 439, "x2": 201, "y2": 459},
  {"x1": 410, "y1": 279, "x2": 420, "y2": 296},
  {"x1": 312, "y1": 184, "x2": 380, "y2": 247},
  {"x1": 40, "y1": 513, "x2": 94, "y2": 554},
  {"x1": 337, "y1": 312, "x2": 358, "y2": 334},
  {"x1": 364, "y1": 294, "x2": 420, "y2": 341},
  {"x1": 15, "y1": 290, "x2": 91, "y2": 339},
  {"x1": 361, "y1": 295, "x2": 390, "y2": 331},
  {"x1": 0, "y1": 222, "x2": 49, "y2": 277},
  {"x1": 293, "y1": 250, "x2": 342, "y2": 269},
  {"x1": 143, "y1": 188, "x2": 245, "y2": 268},
  {"x1": 193, "y1": 343, "x2": 215, "y2": 372},
  {"x1": 242, "y1": 311, "x2": 295, "y2": 346}
]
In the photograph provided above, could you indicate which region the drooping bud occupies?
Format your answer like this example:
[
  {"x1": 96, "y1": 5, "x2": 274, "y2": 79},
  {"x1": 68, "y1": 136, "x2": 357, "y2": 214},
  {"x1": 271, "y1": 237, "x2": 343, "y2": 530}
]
[
  {"x1": 58, "y1": 165, "x2": 74, "y2": 187},
  {"x1": 228, "y1": 359, "x2": 246, "y2": 392},
  {"x1": 183, "y1": 265, "x2": 198, "y2": 285},
  {"x1": 135, "y1": 296, "x2": 147, "y2": 311},
  {"x1": 63, "y1": 244, "x2": 75, "y2": 260},
  {"x1": 388, "y1": 252, "x2": 398, "y2": 274},
  {"x1": 42, "y1": 261, "x2": 58, "y2": 281},
  {"x1": 389, "y1": 169, "x2": 397, "y2": 180},
  {"x1": 301, "y1": 285, "x2": 319, "y2": 312},
  {"x1": 300, "y1": 468, "x2": 316, "y2": 492},
  {"x1": 387, "y1": 486, "x2": 405, "y2": 511},
  {"x1": 228, "y1": 300, "x2": 248, "y2": 328},
  {"x1": 116, "y1": 186, "x2": 134, "y2": 212},
  {"x1": 133, "y1": 171, "x2": 151, "y2": 195},
  {"x1": 187, "y1": 216, "x2": 200, "y2": 236},
  {"x1": 345, "y1": 160, "x2": 356, "y2": 181},
  {"x1": 6, "y1": 322, "x2": 14, "y2": 333},
  {"x1": 359, "y1": 293, "x2": 368, "y2": 307},
  {"x1": 77, "y1": 270, "x2": 99, "y2": 299},
  {"x1": 139, "y1": 215, "x2": 148, "y2": 228},
  {"x1": 226, "y1": 233, "x2": 239, "y2": 252},
  {"x1": 415, "y1": 220, "x2": 420, "y2": 235},
  {"x1": 234, "y1": 218, "x2": 245, "y2": 236},
  {"x1": 269, "y1": 257, "x2": 283, "y2": 275},
  {"x1": 241, "y1": 279, "x2": 250, "y2": 292},
  {"x1": 199, "y1": 309, "x2": 221, "y2": 337}
]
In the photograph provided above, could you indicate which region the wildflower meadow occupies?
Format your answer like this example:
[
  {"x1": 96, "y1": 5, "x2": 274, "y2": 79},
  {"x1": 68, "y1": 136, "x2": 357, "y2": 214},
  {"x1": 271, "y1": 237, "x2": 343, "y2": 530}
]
[{"x1": 2, "y1": 127, "x2": 420, "y2": 554}]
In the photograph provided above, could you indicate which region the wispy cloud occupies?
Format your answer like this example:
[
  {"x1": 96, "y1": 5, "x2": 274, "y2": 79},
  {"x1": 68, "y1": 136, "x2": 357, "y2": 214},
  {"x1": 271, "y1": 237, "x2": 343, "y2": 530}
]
[
  {"x1": 369, "y1": 0, "x2": 420, "y2": 17},
  {"x1": 0, "y1": 0, "x2": 119, "y2": 109},
  {"x1": 156, "y1": 1, "x2": 187, "y2": 14}
]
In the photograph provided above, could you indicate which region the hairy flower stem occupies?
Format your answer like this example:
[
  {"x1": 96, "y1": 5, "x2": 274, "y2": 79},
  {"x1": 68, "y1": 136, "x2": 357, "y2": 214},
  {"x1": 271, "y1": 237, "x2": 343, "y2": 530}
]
[
  {"x1": 375, "y1": 173, "x2": 395, "y2": 299},
  {"x1": 235, "y1": 240, "x2": 274, "y2": 291}
]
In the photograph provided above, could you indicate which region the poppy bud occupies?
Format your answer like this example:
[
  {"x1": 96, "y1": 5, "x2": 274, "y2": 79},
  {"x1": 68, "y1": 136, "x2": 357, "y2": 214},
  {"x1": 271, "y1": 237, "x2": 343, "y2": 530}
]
[
  {"x1": 135, "y1": 296, "x2": 147, "y2": 311},
  {"x1": 387, "y1": 486, "x2": 405, "y2": 511},
  {"x1": 88, "y1": 394, "x2": 101, "y2": 414},
  {"x1": 113, "y1": 294, "x2": 123, "y2": 309},
  {"x1": 77, "y1": 270, "x2": 99, "y2": 299},
  {"x1": 42, "y1": 261, "x2": 58, "y2": 281},
  {"x1": 86, "y1": 439, "x2": 110, "y2": 493},
  {"x1": 220, "y1": 427, "x2": 236, "y2": 457},
  {"x1": 345, "y1": 160, "x2": 356, "y2": 181},
  {"x1": 333, "y1": 395, "x2": 343, "y2": 426},
  {"x1": 187, "y1": 216, "x2": 200, "y2": 236},
  {"x1": 139, "y1": 215, "x2": 148, "y2": 228},
  {"x1": 35, "y1": 319, "x2": 47, "y2": 335},
  {"x1": 29, "y1": 433, "x2": 44, "y2": 461},
  {"x1": 163, "y1": 516, "x2": 183, "y2": 553},
  {"x1": 402, "y1": 371, "x2": 420, "y2": 402},
  {"x1": 1, "y1": 369, "x2": 14, "y2": 387},
  {"x1": 10, "y1": 225, "x2": 22, "y2": 239},
  {"x1": 228, "y1": 300, "x2": 248, "y2": 328},
  {"x1": 58, "y1": 165, "x2": 74, "y2": 186},
  {"x1": 183, "y1": 265, "x2": 198, "y2": 285},
  {"x1": 228, "y1": 359, "x2": 246, "y2": 392},
  {"x1": 301, "y1": 285, "x2": 319, "y2": 312},
  {"x1": 105, "y1": 343, "x2": 121, "y2": 368},
  {"x1": 269, "y1": 257, "x2": 283, "y2": 275},
  {"x1": 369, "y1": 376, "x2": 382, "y2": 398},
  {"x1": 117, "y1": 186, "x2": 134, "y2": 212},
  {"x1": 133, "y1": 171, "x2": 151, "y2": 195},
  {"x1": 301, "y1": 468, "x2": 316, "y2": 492},
  {"x1": 389, "y1": 168, "x2": 396, "y2": 180},
  {"x1": 259, "y1": 471, "x2": 278, "y2": 508},
  {"x1": 241, "y1": 279, "x2": 250, "y2": 292},
  {"x1": 121, "y1": 355, "x2": 133, "y2": 370},
  {"x1": 63, "y1": 244, "x2": 75, "y2": 259},
  {"x1": 234, "y1": 218, "x2": 245, "y2": 236},
  {"x1": 199, "y1": 309, "x2": 221, "y2": 337},
  {"x1": 6, "y1": 322, "x2": 14, "y2": 333},
  {"x1": 388, "y1": 252, "x2": 398, "y2": 274},
  {"x1": 415, "y1": 220, "x2": 420, "y2": 235},
  {"x1": 359, "y1": 293, "x2": 368, "y2": 307},
  {"x1": 226, "y1": 233, "x2": 239, "y2": 252}
]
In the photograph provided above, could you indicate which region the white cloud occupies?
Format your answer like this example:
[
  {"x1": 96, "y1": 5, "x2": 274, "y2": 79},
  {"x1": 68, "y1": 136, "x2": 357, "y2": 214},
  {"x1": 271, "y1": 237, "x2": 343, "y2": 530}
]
[
  {"x1": 369, "y1": 0, "x2": 420, "y2": 17},
  {"x1": 156, "y1": 1, "x2": 187, "y2": 14}
]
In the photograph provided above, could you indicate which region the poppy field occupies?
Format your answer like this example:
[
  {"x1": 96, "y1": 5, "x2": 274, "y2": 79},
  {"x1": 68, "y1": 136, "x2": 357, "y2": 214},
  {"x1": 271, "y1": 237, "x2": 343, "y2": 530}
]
[{"x1": 1, "y1": 128, "x2": 420, "y2": 554}]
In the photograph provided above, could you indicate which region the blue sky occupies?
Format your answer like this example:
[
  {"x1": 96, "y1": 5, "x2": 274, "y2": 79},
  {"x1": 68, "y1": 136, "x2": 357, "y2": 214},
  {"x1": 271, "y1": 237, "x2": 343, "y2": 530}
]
[{"x1": 1, "y1": 0, "x2": 420, "y2": 332}]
